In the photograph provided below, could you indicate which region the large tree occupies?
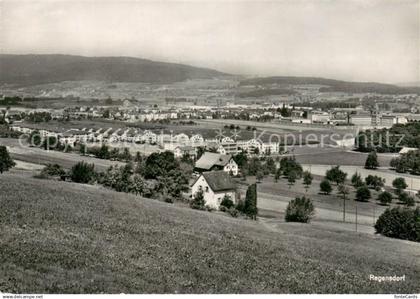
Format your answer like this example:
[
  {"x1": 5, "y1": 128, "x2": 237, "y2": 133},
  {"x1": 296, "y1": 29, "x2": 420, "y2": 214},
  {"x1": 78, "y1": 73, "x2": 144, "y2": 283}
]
[
  {"x1": 0, "y1": 145, "x2": 15, "y2": 174},
  {"x1": 244, "y1": 183, "x2": 258, "y2": 220},
  {"x1": 365, "y1": 151, "x2": 380, "y2": 169},
  {"x1": 355, "y1": 185, "x2": 371, "y2": 202},
  {"x1": 392, "y1": 177, "x2": 408, "y2": 195},
  {"x1": 320, "y1": 179, "x2": 332, "y2": 195},
  {"x1": 143, "y1": 151, "x2": 179, "y2": 179},
  {"x1": 326, "y1": 166, "x2": 347, "y2": 185}
]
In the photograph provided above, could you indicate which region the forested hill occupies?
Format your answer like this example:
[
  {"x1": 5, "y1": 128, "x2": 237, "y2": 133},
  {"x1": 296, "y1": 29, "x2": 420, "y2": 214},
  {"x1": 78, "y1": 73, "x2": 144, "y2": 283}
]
[
  {"x1": 240, "y1": 76, "x2": 420, "y2": 95},
  {"x1": 0, "y1": 54, "x2": 229, "y2": 86}
]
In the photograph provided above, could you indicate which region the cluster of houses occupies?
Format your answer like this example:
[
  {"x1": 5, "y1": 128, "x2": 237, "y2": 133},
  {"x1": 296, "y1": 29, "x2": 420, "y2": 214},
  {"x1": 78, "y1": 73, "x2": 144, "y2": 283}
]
[{"x1": 10, "y1": 124, "x2": 280, "y2": 158}]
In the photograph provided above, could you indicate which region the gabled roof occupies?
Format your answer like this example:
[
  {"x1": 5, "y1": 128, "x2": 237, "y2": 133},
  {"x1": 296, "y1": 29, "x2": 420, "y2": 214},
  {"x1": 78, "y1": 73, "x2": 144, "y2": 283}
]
[
  {"x1": 201, "y1": 171, "x2": 236, "y2": 192},
  {"x1": 195, "y1": 152, "x2": 233, "y2": 170}
]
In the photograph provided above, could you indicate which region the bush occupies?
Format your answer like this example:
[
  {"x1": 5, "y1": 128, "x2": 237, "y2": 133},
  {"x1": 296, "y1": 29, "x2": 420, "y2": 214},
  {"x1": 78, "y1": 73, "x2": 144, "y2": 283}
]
[
  {"x1": 205, "y1": 205, "x2": 215, "y2": 212},
  {"x1": 190, "y1": 191, "x2": 206, "y2": 210},
  {"x1": 41, "y1": 164, "x2": 66, "y2": 177},
  {"x1": 320, "y1": 179, "x2": 332, "y2": 195},
  {"x1": 398, "y1": 192, "x2": 415, "y2": 207},
  {"x1": 365, "y1": 175, "x2": 385, "y2": 191},
  {"x1": 355, "y1": 185, "x2": 371, "y2": 202},
  {"x1": 220, "y1": 195, "x2": 234, "y2": 210},
  {"x1": 374, "y1": 207, "x2": 420, "y2": 242},
  {"x1": 164, "y1": 197, "x2": 174, "y2": 204},
  {"x1": 285, "y1": 196, "x2": 315, "y2": 223},
  {"x1": 0, "y1": 145, "x2": 15, "y2": 174},
  {"x1": 70, "y1": 161, "x2": 95, "y2": 184},
  {"x1": 235, "y1": 200, "x2": 245, "y2": 213},
  {"x1": 101, "y1": 164, "x2": 133, "y2": 192},
  {"x1": 351, "y1": 172, "x2": 364, "y2": 188},
  {"x1": 279, "y1": 157, "x2": 303, "y2": 178},
  {"x1": 378, "y1": 191, "x2": 393, "y2": 205},
  {"x1": 228, "y1": 207, "x2": 238, "y2": 218},
  {"x1": 392, "y1": 177, "x2": 408, "y2": 195}
]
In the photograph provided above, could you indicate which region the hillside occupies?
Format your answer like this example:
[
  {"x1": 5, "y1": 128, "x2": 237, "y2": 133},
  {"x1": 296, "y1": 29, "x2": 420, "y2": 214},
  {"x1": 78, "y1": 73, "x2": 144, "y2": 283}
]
[
  {"x1": 239, "y1": 76, "x2": 420, "y2": 95},
  {"x1": 0, "y1": 54, "x2": 228, "y2": 86},
  {"x1": 1, "y1": 171, "x2": 419, "y2": 294}
]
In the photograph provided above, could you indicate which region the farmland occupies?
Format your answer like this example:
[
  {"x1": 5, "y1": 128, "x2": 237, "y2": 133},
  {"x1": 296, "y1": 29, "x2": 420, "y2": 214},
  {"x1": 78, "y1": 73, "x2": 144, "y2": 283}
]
[{"x1": 1, "y1": 171, "x2": 419, "y2": 294}]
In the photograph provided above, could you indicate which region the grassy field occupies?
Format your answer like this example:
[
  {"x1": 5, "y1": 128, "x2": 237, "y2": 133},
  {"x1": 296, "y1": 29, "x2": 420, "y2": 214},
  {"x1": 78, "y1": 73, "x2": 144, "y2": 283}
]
[
  {"x1": 1, "y1": 171, "x2": 419, "y2": 294},
  {"x1": 292, "y1": 150, "x2": 395, "y2": 167}
]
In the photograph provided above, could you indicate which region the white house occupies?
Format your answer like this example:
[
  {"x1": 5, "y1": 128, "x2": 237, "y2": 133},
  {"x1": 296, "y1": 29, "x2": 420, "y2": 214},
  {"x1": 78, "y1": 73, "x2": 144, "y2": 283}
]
[
  {"x1": 191, "y1": 171, "x2": 237, "y2": 209},
  {"x1": 194, "y1": 152, "x2": 239, "y2": 176},
  {"x1": 174, "y1": 145, "x2": 197, "y2": 159},
  {"x1": 141, "y1": 130, "x2": 157, "y2": 144}
]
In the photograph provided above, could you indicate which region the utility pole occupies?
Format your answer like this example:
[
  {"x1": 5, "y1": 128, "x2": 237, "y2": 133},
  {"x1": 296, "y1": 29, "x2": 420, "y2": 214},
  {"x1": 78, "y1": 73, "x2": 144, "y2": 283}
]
[
  {"x1": 355, "y1": 204, "x2": 358, "y2": 232},
  {"x1": 343, "y1": 195, "x2": 346, "y2": 222},
  {"x1": 373, "y1": 204, "x2": 376, "y2": 225}
]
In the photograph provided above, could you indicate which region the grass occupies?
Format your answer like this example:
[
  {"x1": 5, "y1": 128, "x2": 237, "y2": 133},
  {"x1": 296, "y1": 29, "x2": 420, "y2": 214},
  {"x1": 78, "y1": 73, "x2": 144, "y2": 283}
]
[{"x1": 1, "y1": 171, "x2": 419, "y2": 294}]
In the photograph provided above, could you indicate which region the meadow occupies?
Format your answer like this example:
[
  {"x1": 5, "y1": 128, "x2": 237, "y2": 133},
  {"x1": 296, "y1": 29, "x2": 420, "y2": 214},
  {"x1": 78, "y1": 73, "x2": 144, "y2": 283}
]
[{"x1": 1, "y1": 170, "x2": 419, "y2": 294}]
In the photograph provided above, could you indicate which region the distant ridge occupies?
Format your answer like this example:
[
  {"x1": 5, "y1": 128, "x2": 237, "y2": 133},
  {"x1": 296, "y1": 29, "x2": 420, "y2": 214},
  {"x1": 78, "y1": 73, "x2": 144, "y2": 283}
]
[
  {"x1": 240, "y1": 76, "x2": 420, "y2": 95},
  {"x1": 0, "y1": 54, "x2": 229, "y2": 86}
]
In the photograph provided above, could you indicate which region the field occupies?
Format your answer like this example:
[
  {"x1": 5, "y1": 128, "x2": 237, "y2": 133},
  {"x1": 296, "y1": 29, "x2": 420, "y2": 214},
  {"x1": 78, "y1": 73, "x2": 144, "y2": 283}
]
[
  {"x1": 291, "y1": 148, "x2": 396, "y2": 167},
  {"x1": 1, "y1": 170, "x2": 419, "y2": 294},
  {"x1": 303, "y1": 165, "x2": 420, "y2": 191},
  {"x1": 239, "y1": 175, "x2": 399, "y2": 234},
  {"x1": 196, "y1": 119, "x2": 357, "y2": 145}
]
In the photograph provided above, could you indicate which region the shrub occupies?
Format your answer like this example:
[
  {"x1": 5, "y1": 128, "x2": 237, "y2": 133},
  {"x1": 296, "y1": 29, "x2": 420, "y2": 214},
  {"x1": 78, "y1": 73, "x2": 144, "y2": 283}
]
[
  {"x1": 398, "y1": 192, "x2": 415, "y2": 207},
  {"x1": 0, "y1": 145, "x2": 15, "y2": 174},
  {"x1": 351, "y1": 172, "x2": 364, "y2": 188},
  {"x1": 320, "y1": 179, "x2": 332, "y2": 195},
  {"x1": 302, "y1": 171, "x2": 313, "y2": 191},
  {"x1": 279, "y1": 157, "x2": 303, "y2": 178},
  {"x1": 365, "y1": 175, "x2": 385, "y2": 191},
  {"x1": 355, "y1": 185, "x2": 371, "y2": 202},
  {"x1": 285, "y1": 196, "x2": 315, "y2": 223},
  {"x1": 392, "y1": 177, "x2": 408, "y2": 195},
  {"x1": 228, "y1": 207, "x2": 238, "y2": 218},
  {"x1": 70, "y1": 161, "x2": 95, "y2": 184},
  {"x1": 101, "y1": 164, "x2": 132, "y2": 192},
  {"x1": 164, "y1": 197, "x2": 174, "y2": 204},
  {"x1": 205, "y1": 205, "x2": 215, "y2": 212},
  {"x1": 220, "y1": 195, "x2": 234, "y2": 210},
  {"x1": 378, "y1": 191, "x2": 393, "y2": 205},
  {"x1": 374, "y1": 207, "x2": 420, "y2": 242},
  {"x1": 235, "y1": 200, "x2": 245, "y2": 213},
  {"x1": 190, "y1": 190, "x2": 206, "y2": 210},
  {"x1": 41, "y1": 163, "x2": 65, "y2": 177}
]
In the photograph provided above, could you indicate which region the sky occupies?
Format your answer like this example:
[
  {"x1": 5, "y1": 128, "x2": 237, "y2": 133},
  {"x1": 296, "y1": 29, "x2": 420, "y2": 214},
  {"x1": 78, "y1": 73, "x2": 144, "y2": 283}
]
[{"x1": 1, "y1": 0, "x2": 419, "y2": 84}]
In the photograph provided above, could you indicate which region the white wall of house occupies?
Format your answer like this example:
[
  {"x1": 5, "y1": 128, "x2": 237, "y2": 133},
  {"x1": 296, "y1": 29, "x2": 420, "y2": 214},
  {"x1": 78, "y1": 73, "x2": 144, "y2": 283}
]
[{"x1": 223, "y1": 159, "x2": 238, "y2": 176}]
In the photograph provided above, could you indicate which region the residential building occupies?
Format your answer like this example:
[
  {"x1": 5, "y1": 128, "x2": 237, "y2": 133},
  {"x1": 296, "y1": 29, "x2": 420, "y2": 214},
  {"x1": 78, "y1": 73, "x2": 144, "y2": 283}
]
[
  {"x1": 194, "y1": 152, "x2": 239, "y2": 176},
  {"x1": 191, "y1": 171, "x2": 237, "y2": 209}
]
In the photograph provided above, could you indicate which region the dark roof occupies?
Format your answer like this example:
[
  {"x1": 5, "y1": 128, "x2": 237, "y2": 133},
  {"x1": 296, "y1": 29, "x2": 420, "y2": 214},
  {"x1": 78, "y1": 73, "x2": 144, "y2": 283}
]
[
  {"x1": 195, "y1": 152, "x2": 232, "y2": 170},
  {"x1": 202, "y1": 171, "x2": 236, "y2": 192}
]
